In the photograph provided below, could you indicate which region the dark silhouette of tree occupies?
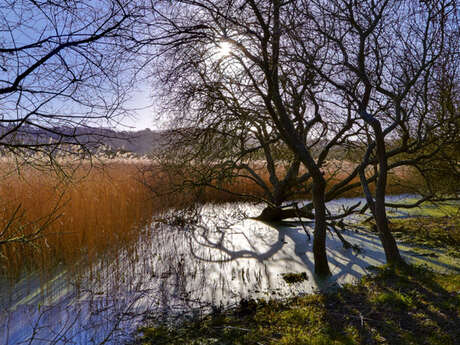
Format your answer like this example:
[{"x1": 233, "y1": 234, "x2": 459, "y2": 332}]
[
  {"x1": 148, "y1": 0, "x2": 459, "y2": 275},
  {"x1": 299, "y1": 0, "x2": 458, "y2": 265},
  {"x1": 149, "y1": 0, "x2": 367, "y2": 276}
]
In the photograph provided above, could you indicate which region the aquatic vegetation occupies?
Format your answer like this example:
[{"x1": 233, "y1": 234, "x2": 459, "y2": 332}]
[{"x1": 281, "y1": 272, "x2": 308, "y2": 284}]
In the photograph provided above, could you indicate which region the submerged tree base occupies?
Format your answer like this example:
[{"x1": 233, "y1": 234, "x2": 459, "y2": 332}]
[
  {"x1": 253, "y1": 205, "x2": 315, "y2": 223},
  {"x1": 254, "y1": 205, "x2": 356, "y2": 253}
]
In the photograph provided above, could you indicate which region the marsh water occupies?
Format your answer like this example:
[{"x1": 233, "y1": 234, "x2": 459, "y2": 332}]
[{"x1": 1, "y1": 195, "x2": 459, "y2": 344}]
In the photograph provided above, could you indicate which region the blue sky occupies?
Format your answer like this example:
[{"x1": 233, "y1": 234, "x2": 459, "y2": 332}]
[
  {"x1": 122, "y1": 89, "x2": 157, "y2": 131},
  {"x1": 1, "y1": 0, "x2": 157, "y2": 133}
]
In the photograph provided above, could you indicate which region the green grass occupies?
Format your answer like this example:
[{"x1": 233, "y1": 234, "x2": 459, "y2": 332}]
[
  {"x1": 388, "y1": 199, "x2": 460, "y2": 218},
  {"x1": 390, "y1": 215, "x2": 460, "y2": 252},
  {"x1": 136, "y1": 265, "x2": 459, "y2": 345}
]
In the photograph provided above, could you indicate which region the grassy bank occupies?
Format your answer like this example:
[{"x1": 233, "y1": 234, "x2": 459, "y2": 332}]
[
  {"x1": 391, "y1": 216, "x2": 460, "y2": 252},
  {"x1": 136, "y1": 212, "x2": 460, "y2": 345},
  {"x1": 137, "y1": 264, "x2": 459, "y2": 345}
]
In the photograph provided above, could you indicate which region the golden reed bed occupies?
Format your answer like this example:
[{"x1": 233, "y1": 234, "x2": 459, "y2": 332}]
[{"x1": 0, "y1": 161, "x2": 158, "y2": 280}]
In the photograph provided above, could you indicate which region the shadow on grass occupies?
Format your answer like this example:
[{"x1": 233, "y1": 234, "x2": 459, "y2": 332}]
[
  {"x1": 136, "y1": 264, "x2": 459, "y2": 345},
  {"x1": 319, "y1": 264, "x2": 459, "y2": 345}
]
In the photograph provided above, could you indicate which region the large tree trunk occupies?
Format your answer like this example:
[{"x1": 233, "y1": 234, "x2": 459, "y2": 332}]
[
  {"x1": 255, "y1": 179, "x2": 330, "y2": 277},
  {"x1": 360, "y1": 167, "x2": 402, "y2": 265},
  {"x1": 311, "y1": 178, "x2": 331, "y2": 277},
  {"x1": 374, "y1": 150, "x2": 403, "y2": 265},
  {"x1": 261, "y1": 0, "x2": 330, "y2": 276},
  {"x1": 374, "y1": 196, "x2": 402, "y2": 264},
  {"x1": 361, "y1": 113, "x2": 403, "y2": 266}
]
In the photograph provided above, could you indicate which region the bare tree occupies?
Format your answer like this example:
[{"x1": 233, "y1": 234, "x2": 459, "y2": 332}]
[
  {"x1": 149, "y1": 0, "x2": 372, "y2": 276},
  {"x1": 299, "y1": 0, "x2": 458, "y2": 265},
  {"x1": 148, "y1": 0, "x2": 459, "y2": 275}
]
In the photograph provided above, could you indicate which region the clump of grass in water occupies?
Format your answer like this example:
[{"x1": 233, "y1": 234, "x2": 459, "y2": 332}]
[
  {"x1": 282, "y1": 272, "x2": 308, "y2": 284},
  {"x1": 138, "y1": 264, "x2": 459, "y2": 345}
]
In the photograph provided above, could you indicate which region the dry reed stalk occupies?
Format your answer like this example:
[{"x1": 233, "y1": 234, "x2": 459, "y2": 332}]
[{"x1": 0, "y1": 161, "x2": 158, "y2": 280}]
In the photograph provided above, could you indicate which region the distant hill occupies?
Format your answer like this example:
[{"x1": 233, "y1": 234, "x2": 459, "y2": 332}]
[
  {"x1": 0, "y1": 125, "x2": 362, "y2": 159},
  {"x1": 0, "y1": 125, "x2": 168, "y2": 156},
  {"x1": 96, "y1": 128, "x2": 169, "y2": 155}
]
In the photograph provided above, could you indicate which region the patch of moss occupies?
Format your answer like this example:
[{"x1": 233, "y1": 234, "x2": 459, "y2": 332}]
[
  {"x1": 370, "y1": 290, "x2": 415, "y2": 311},
  {"x1": 433, "y1": 273, "x2": 460, "y2": 292},
  {"x1": 136, "y1": 265, "x2": 460, "y2": 345},
  {"x1": 281, "y1": 272, "x2": 308, "y2": 284}
]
